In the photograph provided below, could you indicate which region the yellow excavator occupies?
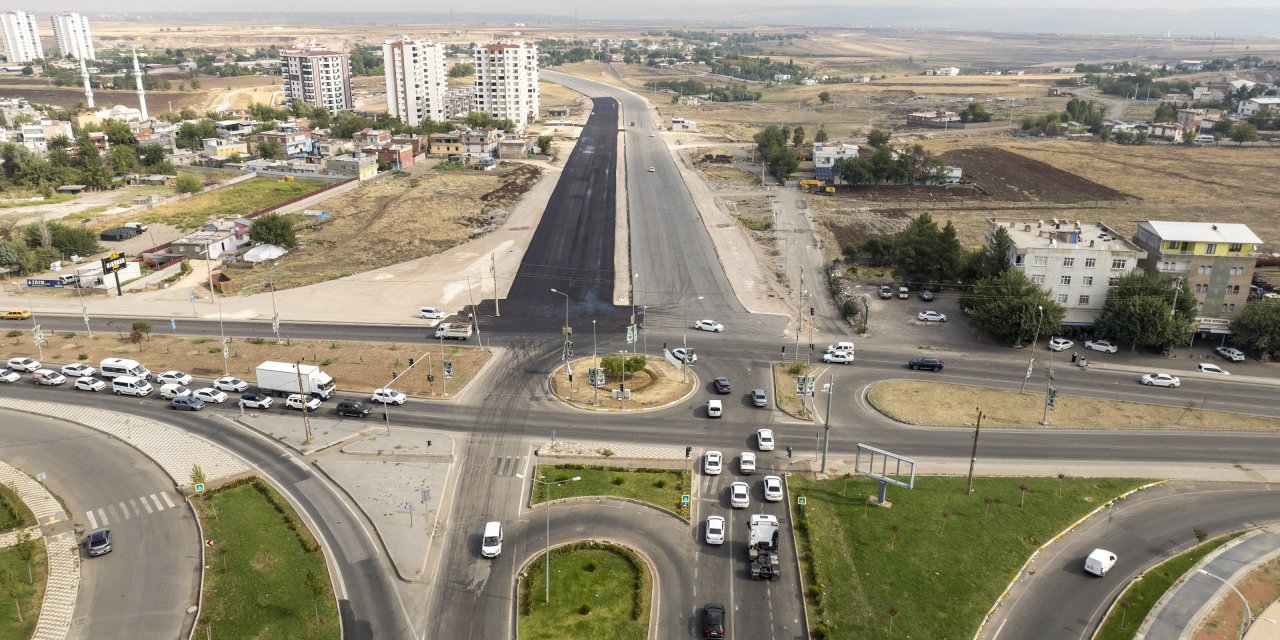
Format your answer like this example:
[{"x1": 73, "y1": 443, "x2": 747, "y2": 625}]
[{"x1": 799, "y1": 179, "x2": 822, "y2": 192}]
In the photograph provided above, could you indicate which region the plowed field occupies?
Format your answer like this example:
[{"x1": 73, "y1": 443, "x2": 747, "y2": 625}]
[{"x1": 941, "y1": 147, "x2": 1132, "y2": 203}]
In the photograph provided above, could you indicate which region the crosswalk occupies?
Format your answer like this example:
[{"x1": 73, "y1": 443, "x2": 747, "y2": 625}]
[
  {"x1": 84, "y1": 491, "x2": 178, "y2": 530},
  {"x1": 494, "y1": 456, "x2": 527, "y2": 477}
]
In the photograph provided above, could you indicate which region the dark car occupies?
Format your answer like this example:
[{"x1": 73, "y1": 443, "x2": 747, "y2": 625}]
[
  {"x1": 86, "y1": 528, "x2": 112, "y2": 557},
  {"x1": 908, "y1": 357, "x2": 944, "y2": 371},
  {"x1": 170, "y1": 395, "x2": 205, "y2": 411},
  {"x1": 703, "y1": 602, "x2": 726, "y2": 639},
  {"x1": 713, "y1": 377, "x2": 731, "y2": 394},
  {"x1": 336, "y1": 399, "x2": 374, "y2": 417}
]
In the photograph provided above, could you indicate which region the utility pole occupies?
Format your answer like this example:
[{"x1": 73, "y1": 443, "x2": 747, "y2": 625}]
[
  {"x1": 793, "y1": 266, "x2": 805, "y2": 358},
  {"x1": 492, "y1": 253, "x2": 500, "y2": 317},
  {"x1": 821, "y1": 374, "x2": 833, "y2": 473},
  {"x1": 1042, "y1": 344, "x2": 1055, "y2": 426},
  {"x1": 966, "y1": 408, "x2": 983, "y2": 495},
  {"x1": 295, "y1": 361, "x2": 313, "y2": 444},
  {"x1": 1019, "y1": 305, "x2": 1044, "y2": 394}
]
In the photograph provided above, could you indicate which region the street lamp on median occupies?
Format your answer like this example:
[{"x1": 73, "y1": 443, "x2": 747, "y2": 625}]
[
  {"x1": 550, "y1": 288, "x2": 570, "y2": 335},
  {"x1": 679, "y1": 295, "x2": 704, "y2": 381},
  {"x1": 517, "y1": 473, "x2": 582, "y2": 604},
  {"x1": 1197, "y1": 569, "x2": 1256, "y2": 640},
  {"x1": 1019, "y1": 304, "x2": 1044, "y2": 394}
]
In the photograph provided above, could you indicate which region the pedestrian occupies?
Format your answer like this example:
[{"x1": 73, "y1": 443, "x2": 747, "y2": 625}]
[{"x1": 1071, "y1": 351, "x2": 1078, "y2": 363}]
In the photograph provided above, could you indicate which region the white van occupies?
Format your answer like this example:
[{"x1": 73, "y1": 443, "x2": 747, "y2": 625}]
[
  {"x1": 100, "y1": 358, "x2": 151, "y2": 380},
  {"x1": 159, "y1": 384, "x2": 191, "y2": 400},
  {"x1": 112, "y1": 375, "x2": 153, "y2": 397},
  {"x1": 480, "y1": 521, "x2": 503, "y2": 558},
  {"x1": 1084, "y1": 548, "x2": 1117, "y2": 577},
  {"x1": 1194, "y1": 134, "x2": 1215, "y2": 144}
]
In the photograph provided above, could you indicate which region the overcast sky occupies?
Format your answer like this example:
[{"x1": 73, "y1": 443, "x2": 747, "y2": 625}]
[{"x1": 25, "y1": 1, "x2": 1280, "y2": 11}]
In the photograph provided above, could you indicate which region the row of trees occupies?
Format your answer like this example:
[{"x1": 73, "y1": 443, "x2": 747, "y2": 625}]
[
  {"x1": 644, "y1": 79, "x2": 763, "y2": 103},
  {"x1": 832, "y1": 129, "x2": 949, "y2": 186},
  {"x1": 0, "y1": 139, "x2": 173, "y2": 194},
  {"x1": 0, "y1": 219, "x2": 102, "y2": 277}
]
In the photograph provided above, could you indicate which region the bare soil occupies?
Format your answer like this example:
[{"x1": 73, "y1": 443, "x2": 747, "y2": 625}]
[
  {"x1": 1191, "y1": 555, "x2": 1280, "y2": 640},
  {"x1": 549, "y1": 355, "x2": 694, "y2": 411},
  {"x1": 940, "y1": 147, "x2": 1132, "y2": 203}
]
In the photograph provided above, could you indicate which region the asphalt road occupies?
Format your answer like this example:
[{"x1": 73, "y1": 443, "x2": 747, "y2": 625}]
[{"x1": 0, "y1": 411, "x2": 199, "y2": 640}]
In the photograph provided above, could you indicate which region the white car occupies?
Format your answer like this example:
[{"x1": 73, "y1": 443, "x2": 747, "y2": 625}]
[
  {"x1": 670, "y1": 348, "x2": 697, "y2": 364},
  {"x1": 763, "y1": 475, "x2": 784, "y2": 502},
  {"x1": 1215, "y1": 346, "x2": 1246, "y2": 362},
  {"x1": 371, "y1": 388, "x2": 407, "y2": 405},
  {"x1": 213, "y1": 376, "x2": 249, "y2": 392},
  {"x1": 1084, "y1": 339, "x2": 1118, "y2": 354},
  {"x1": 647, "y1": 166, "x2": 656, "y2": 172},
  {"x1": 694, "y1": 320, "x2": 724, "y2": 333},
  {"x1": 193, "y1": 387, "x2": 229, "y2": 403},
  {"x1": 156, "y1": 370, "x2": 193, "y2": 386},
  {"x1": 0, "y1": 369, "x2": 18, "y2": 383},
  {"x1": 822, "y1": 351, "x2": 853, "y2": 364},
  {"x1": 32, "y1": 369, "x2": 66, "y2": 386},
  {"x1": 739, "y1": 452, "x2": 756, "y2": 474},
  {"x1": 419, "y1": 307, "x2": 445, "y2": 320},
  {"x1": 74, "y1": 377, "x2": 106, "y2": 392},
  {"x1": 7, "y1": 357, "x2": 40, "y2": 372},
  {"x1": 159, "y1": 384, "x2": 191, "y2": 399},
  {"x1": 825, "y1": 342, "x2": 855, "y2": 354},
  {"x1": 61, "y1": 363, "x2": 97, "y2": 377},
  {"x1": 1140, "y1": 373, "x2": 1181, "y2": 388},
  {"x1": 1197, "y1": 363, "x2": 1230, "y2": 375},
  {"x1": 729, "y1": 482, "x2": 750, "y2": 509},
  {"x1": 239, "y1": 393, "x2": 273, "y2": 410},
  {"x1": 705, "y1": 515, "x2": 725, "y2": 545},
  {"x1": 1048, "y1": 338, "x2": 1073, "y2": 352},
  {"x1": 704, "y1": 450, "x2": 723, "y2": 475},
  {"x1": 917, "y1": 310, "x2": 948, "y2": 322},
  {"x1": 285, "y1": 394, "x2": 322, "y2": 411},
  {"x1": 756, "y1": 428, "x2": 775, "y2": 451}
]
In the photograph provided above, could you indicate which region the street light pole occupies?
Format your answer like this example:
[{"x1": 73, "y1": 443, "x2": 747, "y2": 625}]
[
  {"x1": 518, "y1": 474, "x2": 581, "y2": 605},
  {"x1": 680, "y1": 295, "x2": 704, "y2": 381},
  {"x1": 592, "y1": 320, "x2": 598, "y2": 406},
  {"x1": 1019, "y1": 305, "x2": 1044, "y2": 394},
  {"x1": 550, "y1": 288, "x2": 569, "y2": 335},
  {"x1": 820, "y1": 373, "x2": 833, "y2": 472},
  {"x1": 1196, "y1": 569, "x2": 1255, "y2": 640},
  {"x1": 630, "y1": 273, "x2": 638, "y2": 354}
]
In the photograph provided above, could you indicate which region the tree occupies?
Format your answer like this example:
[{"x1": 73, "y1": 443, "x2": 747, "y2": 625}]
[
  {"x1": 959, "y1": 102, "x2": 992, "y2": 123},
  {"x1": 190, "y1": 464, "x2": 206, "y2": 487},
  {"x1": 139, "y1": 143, "x2": 168, "y2": 168},
  {"x1": 866, "y1": 129, "x2": 891, "y2": 148},
  {"x1": 600, "y1": 355, "x2": 645, "y2": 378},
  {"x1": 535, "y1": 135, "x2": 553, "y2": 156},
  {"x1": 100, "y1": 118, "x2": 137, "y2": 146},
  {"x1": 447, "y1": 63, "x2": 474, "y2": 78},
  {"x1": 174, "y1": 173, "x2": 203, "y2": 194},
  {"x1": 0, "y1": 567, "x2": 20, "y2": 623},
  {"x1": 0, "y1": 242, "x2": 25, "y2": 275},
  {"x1": 1153, "y1": 102, "x2": 1177, "y2": 122},
  {"x1": 1019, "y1": 483, "x2": 1029, "y2": 508},
  {"x1": 814, "y1": 127, "x2": 829, "y2": 143},
  {"x1": 1211, "y1": 117, "x2": 1233, "y2": 135},
  {"x1": 891, "y1": 213, "x2": 962, "y2": 286},
  {"x1": 1229, "y1": 123, "x2": 1259, "y2": 145},
  {"x1": 818, "y1": 91, "x2": 831, "y2": 104},
  {"x1": 190, "y1": 78, "x2": 201, "y2": 90},
  {"x1": 792, "y1": 126, "x2": 806, "y2": 147},
  {"x1": 130, "y1": 321, "x2": 152, "y2": 351},
  {"x1": 108, "y1": 145, "x2": 141, "y2": 174},
  {"x1": 248, "y1": 212, "x2": 298, "y2": 249},
  {"x1": 305, "y1": 568, "x2": 325, "y2": 626},
  {"x1": 1229, "y1": 301, "x2": 1280, "y2": 357},
  {"x1": 22, "y1": 221, "x2": 100, "y2": 257},
  {"x1": 257, "y1": 139, "x2": 284, "y2": 160},
  {"x1": 960, "y1": 270, "x2": 1066, "y2": 346},
  {"x1": 860, "y1": 236, "x2": 895, "y2": 265},
  {"x1": 1094, "y1": 272, "x2": 1195, "y2": 351},
  {"x1": 14, "y1": 531, "x2": 36, "y2": 585}
]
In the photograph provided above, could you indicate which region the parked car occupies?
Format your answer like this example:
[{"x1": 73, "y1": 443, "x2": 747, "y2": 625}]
[
  {"x1": 170, "y1": 395, "x2": 206, "y2": 411},
  {"x1": 0, "y1": 369, "x2": 19, "y2": 383},
  {"x1": 671, "y1": 348, "x2": 697, "y2": 364},
  {"x1": 31, "y1": 369, "x2": 66, "y2": 386},
  {"x1": 729, "y1": 482, "x2": 750, "y2": 509},
  {"x1": 6, "y1": 357, "x2": 40, "y2": 372},
  {"x1": 703, "y1": 603, "x2": 726, "y2": 639},
  {"x1": 1197, "y1": 363, "x2": 1229, "y2": 375},
  {"x1": 713, "y1": 377, "x2": 731, "y2": 394},
  {"x1": 763, "y1": 475, "x2": 784, "y2": 502},
  {"x1": 750, "y1": 389, "x2": 768, "y2": 408},
  {"x1": 86, "y1": 528, "x2": 112, "y2": 557},
  {"x1": 897, "y1": 286, "x2": 909, "y2": 299},
  {"x1": 704, "y1": 450, "x2": 723, "y2": 475},
  {"x1": 822, "y1": 351, "x2": 853, "y2": 364},
  {"x1": 336, "y1": 399, "x2": 374, "y2": 417},
  {"x1": 193, "y1": 388, "x2": 229, "y2": 403},
  {"x1": 705, "y1": 516, "x2": 725, "y2": 545},
  {"x1": 907, "y1": 357, "x2": 944, "y2": 371},
  {"x1": 239, "y1": 392, "x2": 273, "y2": 410},
  {"x1": 694, "y1": 319, "x2": 724, "y2": 332},
  {"x1": 285, "y1": 394, "x2": 322, "y2": 411},
  {"x1": 2, "y1": 309, "x2": 31, "y2": 320},
  {"x1": 739, "y1": 451, "x2": 756, "y2": 474},
  {"x1": 370, "y1": 388, "x2": 407, "y2": 405},
  {"x1": 156, "y1": 370, "x2": 193, "y2": 386},
  {"x1": 1215, "y1": 346, "x2": 1246, "y2": 362},
  {"x1": 879, "y1": 285, "x2": 893, "y2": 299},
  {"x1": 61, "y1": 363, "x2": 96, "y2": 377},
  {"x1": 917, "y1": 310, "x2": 948, "y2": 322},
  {"x1": 1084, "y1": 339, "x2": 1118, "y2": 354},
  {"x1": 1048, "y1": 337, "x2": 1074, "y2": 352},
  {"x1": 74, "y1": 377, "x2": 106, "y2": 392},
  {"x1": 1139, "y1": 373, "x2": 1181, "y2": 388},
  {"x1": 920, "y1": 289, "x2": 934, "y2": 301},
  {"x1": 213, "y1": 376, "x2": 249, "y2": 392},
  {"x1": 756, "y1": 428, "x2": 775, "y2": 451}
]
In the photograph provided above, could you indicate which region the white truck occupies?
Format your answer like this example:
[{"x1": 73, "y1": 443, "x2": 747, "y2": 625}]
[
  {"x1": 747, "y1": 514, "x2": 781, "y2": 581},
  {"x1": 434, "y1": 322, "x2": 473, "y2": 340},
  {"x1": 255, "y1": 361, "x2": 336, "y2": 399}
]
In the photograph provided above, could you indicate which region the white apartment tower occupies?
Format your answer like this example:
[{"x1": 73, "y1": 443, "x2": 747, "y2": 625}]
[
  {"x1": 51, "y1": 12, "x2": 94, "y2": 61},
  {"x1": 1, "y1": 10, "x2": 44, "y2": 63},
  {"x1": 383, "y1": 36, "x2": 447, "y2": 126},
  {"x1": 473, "y1": 40, "x2": 540, "y2": 132},
  {"x1": 280, "y1": 43, "x2": 352, "y2": 115}
]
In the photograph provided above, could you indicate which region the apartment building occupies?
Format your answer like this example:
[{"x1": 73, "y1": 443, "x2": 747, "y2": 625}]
[
  {"x1": 1, "y1": 10, "x2": 44, "y2": 63},
  {"x1": 280, "y1": 43, "x2": 352, "y2": 115},
  {"x1": 472, "y1": 40, "x2": 539, "y2": 133},
  {"x1": 383, "y1": 36, "x2": 447, "y2": 126},
  {"x1": 443, "y1": 85, "x2": 476, "y2": 119},
  {"x1": 1132, "y1": 221, "x2": 1263, "y2": 333},
  {"x1": 993, "y1": 218, "x2": 1146, "y2": 326},
  {"x1": 18, "y1": 119, "x2": 73, "y2": 153},
  {"x1": 50, "y1": 12, "x2": 94, "y2": 61},
  {"x1": 812, "y1": 143, "x2": 858, "y2": 181}
]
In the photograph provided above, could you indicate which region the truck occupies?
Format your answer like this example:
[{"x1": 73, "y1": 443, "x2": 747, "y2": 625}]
[
  {"x1": 434, "y1": 322, "x2": 473, "y2": 340},
  {"x1": 747, "y1": 514, "x2": 781, "y2": 581},
  {"x1": 255, "y1": 361, "x2": 336, "y2": 399}
]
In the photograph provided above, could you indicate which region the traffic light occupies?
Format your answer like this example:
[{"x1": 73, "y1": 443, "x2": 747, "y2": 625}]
[
  {"x1": 568, "y1": 372, "x2": 574, "y2": 383},
  {"x1": 567, "y1": 341, "x2": 573, "y2": 357},
  {"x1": 427, "y1": 440, "x2": 432, "y2": 447},
  {"x1": 685, "y1": 446, "x2": 692, "y2": 458},
  {"x1": 782, "y1": 345, "x2": 787, "y2": 355},
  {"x1": 786, "y1": 446, "x2": 793, "y2": 459}
]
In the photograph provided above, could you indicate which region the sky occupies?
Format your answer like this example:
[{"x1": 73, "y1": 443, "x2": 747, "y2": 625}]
[{"x1": 15, "y1": 1, "x2": 1280, "y2": 11}]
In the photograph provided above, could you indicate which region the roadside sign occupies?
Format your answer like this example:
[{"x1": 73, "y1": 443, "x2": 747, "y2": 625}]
[
  {"x1": 681, "y1": 494, "x2": 690, "y2": 505},
  {"x1": 443, "y1": 361, "x2": 453, "y2": 379},
  {"x1": 797, "y1": 496, "x2": 807, "y2": 505},
  {"x1": 170, "y1": 317, "x2": 177, "y2": 331},
  {"x1": 25, "y1": 278, "x2": 63, "y2": 288},
  {"x1": 626, "y1": 324, "x2": 636, "y2": 344},
  {"x1": 271, "y1": 312, "x2": 280, "y2": 334},
  {"x1": 194, "y1": 483, "x2": 205, "y2": 492},
  {"x1": 205, "y1": 539, "x2": 214, "y2": 547},
  {"x1": 32, "y1": 325, "x2": 44, "y2": 346},
  {"x1": 100, "y1": 251, "x2": 126, "y2": 274}
]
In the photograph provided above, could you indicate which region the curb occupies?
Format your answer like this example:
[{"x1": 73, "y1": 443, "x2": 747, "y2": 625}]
[
  {"x1": 782, "y1": 476, "x2": 813, "y2": 638},
  {"x1": 186, "y1": 497, "x2": 206, "y2": 640},
  {"x1": 530, "y1": 494, "x2": 691, "y2": 525},
  {"x1": 545, "y1": 358, "x2": 700, "y2": 414},
  {"x1": 772, "y1": 363, "x2": 815, "y2": 422}
]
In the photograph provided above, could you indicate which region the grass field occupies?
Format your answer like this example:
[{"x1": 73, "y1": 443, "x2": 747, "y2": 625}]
[
  {"x1": 0, "y1": 484, "x2": 35, "y2": 533},
  {"x1": 0, "y1": 536, "x2": 47, "y2": 640},
  {"x1": 518, "y1": 543, "x2": 649, "y2": 640},
  {"x1": 123, "y1": 177, "x2": 328, "y2": 230},
  {"x1": 790, "y1": 475, "x2": 1145, "y2": 639},
  {"x1": 192, "y1": 480, "x2": 338, "y2": 640},
  {"x1": 532, "y1": 465, "x2": 688, "y2": 512},
  {"x1": 868, "y1": 380, "x2": 1280, "y2": 431},
  {"x1": 0, "y1": 193, "x2": 74, "y2": 209},
  {"x1": 1094, "y1": 533, "x2": 1240, "y2": 640}
]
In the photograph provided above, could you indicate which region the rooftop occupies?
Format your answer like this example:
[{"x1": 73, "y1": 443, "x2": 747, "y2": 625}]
[
  {"x1": 992, "y1": 218, "x2": 1143, "y2": 253},
  {"x1": 1139, "y1": 221, "x2": 1263, "y2": 244}
]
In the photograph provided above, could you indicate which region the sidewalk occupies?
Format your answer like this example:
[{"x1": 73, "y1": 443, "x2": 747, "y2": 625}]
[{"x1": 0, "y1": 460, "x2": 78, "y2": 640}]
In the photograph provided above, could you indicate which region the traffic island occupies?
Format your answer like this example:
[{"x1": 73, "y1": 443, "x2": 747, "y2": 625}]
[
  {"x1": 530, "y1": 464, "x2": 690, "y2": 516},
  {"x1": 517, "y1": 541, "x2": 650, "y2": 640},
  {"x1": 773, "y1": 361, "x2": 815, "y2": 420},
  {"x1": 548, "y1": 355, "x2": 695, "y2": 412}
]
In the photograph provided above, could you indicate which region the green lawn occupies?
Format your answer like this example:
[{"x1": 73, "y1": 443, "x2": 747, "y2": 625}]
[
  {"x1": 1094, "y1": 532, "x2": 1241, "y2": 640},
  {"x1": 0, "y1": 484, "x2": 35, "y2": 533},
  {"x1": 131, "y1": 177, "x2": 328, "y2": 230},
  {"x1": 518, "y1": 543, "x2": 649, "y2": 640},
  {"x1": 192, "y1": 479, "x2": 339, "y2": 640},
  {"x1": 0, "y1": 535, "x2": 46, "y2": 640},
  {"x1": 532, "y1": 464, "x2": 688, "y2": 512},
  {"x1": 790, "y1": 475, "x2": 1147, "y2": 639}
]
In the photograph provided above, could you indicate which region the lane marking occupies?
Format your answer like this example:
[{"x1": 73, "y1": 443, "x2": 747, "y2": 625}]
[
  {"x1": 85, "y1": 511, "x2": 98, "y2": 529},
  {"x1": 142, "y1": 498, "x2": 153, "y2": 514},
  {"x1": 129, "y1": 498, "x2": 141, "y2": 517}
]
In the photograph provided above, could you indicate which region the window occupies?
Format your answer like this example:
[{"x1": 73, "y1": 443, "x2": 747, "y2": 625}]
[
  {"x1": 1229, "y1": 303, "x2": 1236, "y2": 312},
  {"x1": 1058, "y1": 294, "x2": 1069, "y2": 304},
  {"x1": 1062, "y1": 257, "x2": 1075, "y2": 268},
  {"x1": 1222, "y1": 303, "x2": 1229, "y2": 313},
  {"x1": 1229, "y1": 243, "x2": 1243, "y2": 252},
  {"x1": 1033, "y1": 256, "x2": 1048, "y2": 267},
  {"x1": 1199, "y1": 265, "x2": 1213, "y2": 275},
  {"x1": 1060, "y1": 275, "x2": 1072, "y2": 285},
  {"x1": 1082, "y1": 276, "x2": 1093, "y2": 286},
  {"x1": 1078, "y1": 295, "x2": 1090, "y2": 305},
  {"x1": 1232, "y1": 285, "x2": 1240, "y2": 295},
  {"x1": 1167, "y1": 240, "x2": 1179, "y2": 249},
  {"x1": 1162, "y1": 261, "x2": 1178, "y2": 271},
  {"x1": 1197, "y1": 302, "x2": 1204, "y2": 311},
  {"x1": 1084, "y1": 258, "x2": 1096, "y2": 269},
  {"x1": 1108, "y1": 277, "x2": 1120, "y2": 287},
  {"x1": 1031, "y1": 275, "x2": 1045, "y2": 285},
  {"x1": 1205, "y1": 243, "x2": 1217, "y2": 255},
  {"x1": 1111, "y1": 259, "x2": 1127, "y2": 270}
]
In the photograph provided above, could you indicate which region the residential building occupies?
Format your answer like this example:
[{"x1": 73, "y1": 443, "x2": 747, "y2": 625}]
[
  {"x1": 1132, "y1": 221, "x2": 1263, "y2": 333},
  {"x1": 50, "y1": 12, "x2": 94, "y2": 61},
  {"x1": 363, "y1": 142, "x2": 415, "y2": 169},
  {"x1": 280, "y1": 43, "x2": 353, "y2": 115},
  {"x1": 325, "y1": 154, "x2": 378, "y2": 181},
  {"x1": 1143, "y1": 122, "x2": 1185, "y2": 143},
  {"x1": 352, "y1": 128, "x2": 391, "y2": 146},
  {"x1": 19, "y1": 119, "x2": 73, "y2": 153},
  {"x1": 812, "y1": 143, "x2": 859, "y2": 181},
  {"x1": 497, "y1": 134, "x2": 531, "y2": 159},
  {"x1": 428, "y1": 131, "x2": 462, "y2": 157},
  {"x1": 461, "y1": 127, "x2": 501, "y2": 161},
  {"x1": 1, "y1": 10, "x2": 43, "y2": 63},
  {"x1": 907, "y1": 111, "x2": 960, "y2": 127},
  {"x1": 244, "y1": 128, "x2": 312, "y2": 157},
  {"x1": 1238, "y1": 97, "x2": 1280, "y2": 117},
  {"x1": 383, "y1": 36, "x2": 447, "y2": 126},
  {"x1": 671, "y1": 117, "x2": 698, "y2": 132},
  {"x1": 926, "y1": 67, "x2": 960, "y2": 76},
  {"x1": 473, "y1": 40, "x2": 539, "y2": 132},
  {"x1": 443, "y1": 85, "x2": 476, "y2": 119},
  {"x1": 202, "y1": 138, "x2": 248, "y2": 158},
  {"x1": 994, "y1": 218, "x2": 1145, "y2": 326}
]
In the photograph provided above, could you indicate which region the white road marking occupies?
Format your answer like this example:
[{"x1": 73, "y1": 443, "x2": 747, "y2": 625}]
[
  {"x1": 150, "y1": 494, "x2": 164, "y2": 511},
  {"x1": 118, "y1": 502, "x2": 130, "y2": 520},
  {"x1": 85, "y1": 511, "x2": 98, "y2": 529},
  {"x1": 141, "y1": 498, "x2": 153, "y2": 514},
  {"x1": 161, "y1": 492, "x2": 176, "y2": 509},
  {"x1": 96, "y1": 508, "x2": 108, "y2": 526},
  {"x1": 129, "y1": 498, "x2": 141, "y2": 516}
]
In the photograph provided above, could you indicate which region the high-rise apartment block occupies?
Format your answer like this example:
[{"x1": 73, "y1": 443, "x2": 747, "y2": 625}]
[
  {"x1": 1132, "y1": 221, "x2": 1263, "y2": 333},
  {"x1": 473, "y1": 40, "x2": 539, "y2": 132},
  {"x1": 382, "y1": 36, "x2": 446, "y2": 126},
  {"x1": 280, "y1": 43, "x2": 352, "y2": 115},
  {"x1": 51, "y1": 12, "x2": 94, "y2": 61},
  {"x1": 1, "y1": 10, "x2": 44, "y2": 63}
]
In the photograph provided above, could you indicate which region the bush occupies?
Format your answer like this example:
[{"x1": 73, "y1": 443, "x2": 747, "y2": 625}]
[
  {"x1": 77, "y1": 353, "x2": 88, "y2": 360},
  {"x1": 584, "y1": 559, "x2": 599, "y2": 572},
  {"x1": 654, "y1": 479, "x2": 668, "y2": 489},
  {"x1": 812, "y1": 624, "x2": 830, "y2": 639},
  {"x1": 807, "y1": 584, "x2": 822, "y2": 600},
  {"x1": 788, "y1": 360, "x2": 805, "y2": 375},
  {"x1": 5, "y1": 330, "x2": 20, "y2": 338},
  {"x1": 174, "y1": 172, "x2": 203, "y2": 194},
  {"x1": 612, "y1": 475, "x2": 626, "y2": 485},
  {"x1": 248, "y1": 212, "x2": 298, "y2": 249},
  {"x1": 578, "y1": 602, "x2": 592, "y2": 615}
]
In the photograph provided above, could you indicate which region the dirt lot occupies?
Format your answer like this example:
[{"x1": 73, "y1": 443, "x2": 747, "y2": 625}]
[
  {"x1": 941, "y1": 147, "x2": 1132, "y2": 203},
  {"x1": 1191, "y1": 555, "x2": 1280, "y2": 640},
  {"x1": 228, "y1": 163, "x2": 543, "y2": 295},
  {"x1": 8, "y1": 331, "x2": 490, "y2": 399}
]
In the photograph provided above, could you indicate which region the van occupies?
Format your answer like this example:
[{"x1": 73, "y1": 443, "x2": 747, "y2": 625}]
[
  {"x1": 1084, "y1": 548, "x2": 1117, "y2": 577},
  {"x1": 1194, "y1": 134, "x2": 1215, "y2": 144},
  {"x1": 480, "y1": 521, "x2": 503, "y2": 558},
  {"x1": 58, "y1": 274, "x2": 79, "y2": 286},
  {"x1": 159, "y1": 384, "x2": 191, "y2": 399},
  {"x1": 100, "y1": 358, "x2": 151, "y2": 380},
  {"x1": 112, "y1": 375, "x2": 153, "y2": 397},
  {"x1": 825, "y1": 342, "x2": 855, "y2": 354}
]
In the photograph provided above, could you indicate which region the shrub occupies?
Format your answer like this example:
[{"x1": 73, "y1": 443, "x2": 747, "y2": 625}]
[
  {"x1": 77, "y1": 353, "x2": 88, "y2": 360},
  {"x1": 612, "y1": 475, "x2": 626, "y2": 485},
  {"x1": 807, "y1": 584, "x2": 822, "y2": 600},
  {"x1": 579, "y1": 602, "x2": 592, "y2": 615},
  {"x1": 654, "y1": 479, "x2": 668, "y2": 489},
  {"x1": 584, "y1": 559, "x2": 599, "y2": 572},
  {"x1": 788, "y1": 360, "x2": 805, "y2": 375}
]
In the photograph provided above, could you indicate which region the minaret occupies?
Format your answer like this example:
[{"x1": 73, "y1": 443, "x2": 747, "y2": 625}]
[
  {"x1": 131, "y1": 47, "x2": 148, "y2": 121},
  {"x1": 79, "y1": 55, "x2": 94, "y2": 109}
]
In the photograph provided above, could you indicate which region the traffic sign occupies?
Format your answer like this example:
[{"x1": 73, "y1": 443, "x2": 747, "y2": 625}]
[
  {"x1": 32, "y1": 325, "x2": 44, "y2": 346},
  {"x1": 797, "y1": 496, "x2": 807, "y2": 505},
  {"x1": 194, "y1": 483, "x2": 205, "y2": 492},
  {"x1": 681, "y1": 494, "x2": 690, "y2": 505},
  {"x1": 626, "y1": 324, "x2": 636, "y2": 344},
  {"x1": 170, "y1": 317, "x2": 177, "y2": 331},
  {"x1": 443, "y1": 361, "x2": 453, "y2": 379},
  {"x1": 205, "y1": 539, "x2": 214, "y2": 548},
  {"x1": 271, "y1": 312, "x2": 280, "y2": 334}
]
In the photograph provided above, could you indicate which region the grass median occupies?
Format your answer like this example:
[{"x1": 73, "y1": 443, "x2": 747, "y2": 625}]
[
  {"x1": 869, "y1": 379, "x2": 1280, "y2": 430},
  {"x1": 518, "y1": 542, "x2": 649, "y2": 640},
  {"x1": 532, "y1": 464, "x2": 689, "y2": 513},
  {"x1": 0, "y1": 484, "x2": 36, "y2": 533},
  {"x1": 790, "y1": 475, "x2": 1146, "y2": 639},
  {"x1": 0, "y1": 534, "x2": 46, "y2": 640},
  {"x1": 192, "y1": 478, "x2": 338, "y2": 640}
]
